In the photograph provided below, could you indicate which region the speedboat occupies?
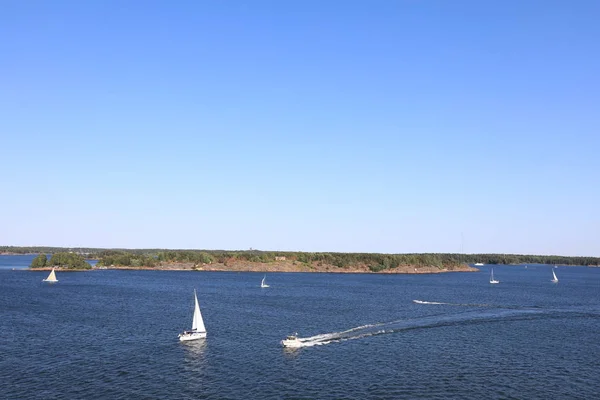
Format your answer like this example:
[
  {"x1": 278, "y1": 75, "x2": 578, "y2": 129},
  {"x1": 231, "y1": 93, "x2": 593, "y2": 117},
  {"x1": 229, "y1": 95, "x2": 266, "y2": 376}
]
[{"x1": 281, "y1": 334, "x2": 302, "y2": 348}]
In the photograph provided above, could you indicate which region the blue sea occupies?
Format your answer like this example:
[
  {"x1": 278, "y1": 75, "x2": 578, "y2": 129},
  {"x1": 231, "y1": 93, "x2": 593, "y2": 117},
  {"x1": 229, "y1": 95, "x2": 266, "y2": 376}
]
[{"x1": 1, "y1": 255, "x2": 599, "y2": 399}]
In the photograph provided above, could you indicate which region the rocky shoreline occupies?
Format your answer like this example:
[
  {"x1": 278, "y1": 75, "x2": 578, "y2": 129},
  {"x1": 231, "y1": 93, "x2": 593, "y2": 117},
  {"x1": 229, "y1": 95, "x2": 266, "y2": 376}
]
[{"x1": 32, "y1": 260, "x2": 478, "y2": 274}]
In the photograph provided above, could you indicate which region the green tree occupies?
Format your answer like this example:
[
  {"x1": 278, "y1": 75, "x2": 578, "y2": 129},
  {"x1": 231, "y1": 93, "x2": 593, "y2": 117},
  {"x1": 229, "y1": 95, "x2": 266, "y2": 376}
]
[
  {"x1": 48, "y1": 252, "x2": 91, "y2": 269},
  {"x1": 30, "y1": 254, "x2": 47, "y2": 268}
]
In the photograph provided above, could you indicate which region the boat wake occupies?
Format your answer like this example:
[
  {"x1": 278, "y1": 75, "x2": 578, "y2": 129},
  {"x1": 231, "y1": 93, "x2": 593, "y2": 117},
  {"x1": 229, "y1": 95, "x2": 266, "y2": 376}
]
[
  {"x1": 287, "y1": 302, "x2": 600, "y2": 349},
  {"x1": 413, "y1": 299, "x2": 500, "y2": 308},
  {"x1": 287, "y1": 323, "x2": 387, "y2": 348}
]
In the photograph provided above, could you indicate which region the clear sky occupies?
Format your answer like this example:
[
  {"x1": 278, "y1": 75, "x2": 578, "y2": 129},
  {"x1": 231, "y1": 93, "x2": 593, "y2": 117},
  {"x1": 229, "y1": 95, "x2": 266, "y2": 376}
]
[{"x1": 1, "y1": 1, "x2": 598, "y2": 256}]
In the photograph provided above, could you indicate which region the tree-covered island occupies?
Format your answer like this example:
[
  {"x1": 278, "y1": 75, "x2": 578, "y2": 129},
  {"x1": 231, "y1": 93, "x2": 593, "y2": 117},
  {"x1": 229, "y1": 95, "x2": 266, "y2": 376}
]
[
  {"x1": 92, "y1": 249, "x2": 600, "y2": 273},
  {"x1": 9, "y1": 246, "x2": 598, "y2": 273},
  {"x1": 92, "y1": 250, "x2": 476, "y2": 273},
  {"x1": 29, "y1": 252, "x2": 92, "y2": 270}
]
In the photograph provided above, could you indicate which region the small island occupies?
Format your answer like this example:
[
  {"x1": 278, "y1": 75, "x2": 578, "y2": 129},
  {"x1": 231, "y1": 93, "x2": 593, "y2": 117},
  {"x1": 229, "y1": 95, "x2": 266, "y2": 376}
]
[{"x1": 30, "y1": 252, "x2": 92, "y2": 270}]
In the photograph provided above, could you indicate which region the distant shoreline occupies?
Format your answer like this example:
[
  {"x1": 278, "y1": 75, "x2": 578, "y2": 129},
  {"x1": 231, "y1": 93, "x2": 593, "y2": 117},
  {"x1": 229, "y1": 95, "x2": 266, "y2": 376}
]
[{"x1": 29, "y1": 260, "x2": 479, "y2": 274}]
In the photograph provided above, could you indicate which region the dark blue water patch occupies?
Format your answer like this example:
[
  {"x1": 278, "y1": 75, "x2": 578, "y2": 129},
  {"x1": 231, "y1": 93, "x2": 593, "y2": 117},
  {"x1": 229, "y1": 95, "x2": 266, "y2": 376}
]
[
  {"x1": 0, "y1": 254, "x2": 38, "y2": 269},
  {"x1": 0, "y1": 257, "x2": 599, "y2": 399}
]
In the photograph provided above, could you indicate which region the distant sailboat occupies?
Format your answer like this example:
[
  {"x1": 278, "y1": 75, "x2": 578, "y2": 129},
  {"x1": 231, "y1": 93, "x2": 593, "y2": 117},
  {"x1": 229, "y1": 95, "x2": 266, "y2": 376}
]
[
  {"x1": 551, "y1": 269, "x2": 559, "y2": 283},
  {"x1": 179, "y1": 289, "x2": 206, "y2": 341},
  {"x1": 261, "y1": 275, "x2": 270, "y2": 288},
  {"x1": 474, "y1": 263, "x2": 484, "y2": 266},
  {"x1": 43, "y1": 268, "x2": 58, "y2": 283},
  {"x1": 489, "y1": 268, "x2": 499, "y2": 284}
]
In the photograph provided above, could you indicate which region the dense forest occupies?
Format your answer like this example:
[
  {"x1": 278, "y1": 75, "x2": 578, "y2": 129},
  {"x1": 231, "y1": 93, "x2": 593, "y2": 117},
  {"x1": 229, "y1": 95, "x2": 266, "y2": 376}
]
[
  {"x1": 29, "y1": 252, "x2": 91, "y2": 269},
  {"x1": 4, "y1": 246, "x2": 598, "y2": 271}
]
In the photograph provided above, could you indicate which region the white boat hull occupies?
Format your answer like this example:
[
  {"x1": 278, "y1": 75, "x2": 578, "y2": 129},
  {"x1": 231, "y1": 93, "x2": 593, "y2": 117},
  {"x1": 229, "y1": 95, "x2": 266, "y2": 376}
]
[
  {"x1": 179, "y1": 331, "x2": 206, "y2": 341},
  {"x1": 281, "y1": 338, "x2": 302, "y2": 348},
  {"x1": 42, "y1": 279, "x2": 58, "y2": 283}
]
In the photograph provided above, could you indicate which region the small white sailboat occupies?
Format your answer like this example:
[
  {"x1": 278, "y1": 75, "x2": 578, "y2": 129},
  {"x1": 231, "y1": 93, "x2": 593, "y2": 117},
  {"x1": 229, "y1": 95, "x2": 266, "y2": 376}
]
[
  {"x1": 260, "y1": 275, "x2": 270, "y2": 288},
  {"x1": 42, "y1": 268, "x2": 58, "y2": 283},
  {"x1": 474, "y1": 263, "x2": 484, "y2": 266},
  {"x1": 281, "y1": 333, "x2": 302, "y2": 348},
  {"x1": 489, "y1": 268, "x2": 499, "y2": 284},
  {"x1": 551, "y1": 269, "x2": 559, "y2": 283},
  {"x1": 179, "y1": 289, "x2": 206, "y2": 341}
]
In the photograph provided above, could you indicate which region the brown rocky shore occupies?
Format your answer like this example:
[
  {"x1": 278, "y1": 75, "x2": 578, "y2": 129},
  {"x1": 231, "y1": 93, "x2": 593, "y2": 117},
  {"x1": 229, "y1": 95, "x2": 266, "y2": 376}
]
[{"x1": 92, "y1": 260, "x2": 479, "y2": 274}]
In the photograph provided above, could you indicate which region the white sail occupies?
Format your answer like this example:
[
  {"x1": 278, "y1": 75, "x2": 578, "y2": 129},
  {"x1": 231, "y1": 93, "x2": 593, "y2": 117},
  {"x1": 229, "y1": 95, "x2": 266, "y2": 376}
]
[
  {"x1": 552, "y1": 269, "x2": 558, "y2": 283},
  {"x1": 261, "y1": 275, "x2": 269, "y2": 288},
  {"x1": 191, "y1": 289, "x2": 206, "y2": 333},
  {"x1": 490, "y1": 268, "x2": 499, "y2": 284},
  {"x1": 43, "y1": 268, "x2": 58, "y2": 282}
]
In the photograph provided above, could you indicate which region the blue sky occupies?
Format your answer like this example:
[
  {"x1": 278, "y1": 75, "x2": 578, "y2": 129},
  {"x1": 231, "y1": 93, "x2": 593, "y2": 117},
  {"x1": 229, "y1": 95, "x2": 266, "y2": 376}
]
[{"x1": 1, "y1": 1, "x2": 598, "y2": 255}]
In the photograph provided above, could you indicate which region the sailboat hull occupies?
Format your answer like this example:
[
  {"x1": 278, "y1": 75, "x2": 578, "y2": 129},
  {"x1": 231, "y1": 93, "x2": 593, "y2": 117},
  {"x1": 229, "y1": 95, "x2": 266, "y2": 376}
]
[
  {"x1": 179, "y1": 331, "x2": 206, "y2": 341},
  {"x1": 42, "y1": 279, "x2": 58, "y2": 283}
]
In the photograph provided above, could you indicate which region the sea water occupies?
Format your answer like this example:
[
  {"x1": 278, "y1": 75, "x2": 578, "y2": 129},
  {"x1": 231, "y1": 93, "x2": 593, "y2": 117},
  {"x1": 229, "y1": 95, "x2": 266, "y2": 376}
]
[{"x1": 1, "y1": 256, "x2": 599, "y2": 399}]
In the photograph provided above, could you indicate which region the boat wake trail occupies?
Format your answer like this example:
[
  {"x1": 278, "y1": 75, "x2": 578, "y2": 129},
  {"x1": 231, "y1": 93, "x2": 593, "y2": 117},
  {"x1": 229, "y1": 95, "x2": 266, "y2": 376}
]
[
  {"x1": 413, "y1": 299, "x2": 499, "y2": 307},
  {"x1": 290, "y1": 303, "x2": 599, "y2": 349},
  {"x1": 290, "y1": 323, "x2": 386, "y2": 348}
]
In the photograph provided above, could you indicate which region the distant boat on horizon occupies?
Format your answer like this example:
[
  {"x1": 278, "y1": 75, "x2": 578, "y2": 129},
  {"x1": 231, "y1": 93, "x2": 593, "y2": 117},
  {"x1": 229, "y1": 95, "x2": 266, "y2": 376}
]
[
  {"x1": 490, "y1": 268, "x2": 500, "y2": 284},
  {"x1": 474, "y1": 263, "x2": 484, "y2": 266},
  {"x1": 42, "y1": 268, "x2": 58, "y2": 283}
]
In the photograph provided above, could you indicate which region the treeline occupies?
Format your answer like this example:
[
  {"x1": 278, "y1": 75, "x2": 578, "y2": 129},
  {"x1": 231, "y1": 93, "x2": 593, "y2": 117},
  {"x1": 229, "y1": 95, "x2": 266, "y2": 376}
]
[
  {"x1": 8, "y1": 246, "x2": 599, "y2": 270},
  {"x1": 92, "y1": 250, "x2": 600, "y2": 271},
  {"x1": 1, "y1": 246, "x2": 104, "y2": 258},
  {"x1": 96, "y1": 250, "x2": 158, "y2": 268},
  {"x1": 466, "y1": 253, "x2": 600, "y2": 266},
  {"x1": 30, "y1": 252, "x2": 91, "y2": 269},
  {"x1": 95, "y1": 250, "x2": 215, "y2": 267},
  {"x1": 146, "y1": 250, "x2": 600, "y2": 268}
]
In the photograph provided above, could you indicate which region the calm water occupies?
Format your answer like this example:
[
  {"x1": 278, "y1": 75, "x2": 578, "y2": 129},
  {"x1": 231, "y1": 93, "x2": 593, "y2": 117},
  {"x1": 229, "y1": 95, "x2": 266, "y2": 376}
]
[{"x1": 1, "y1": 255, "x2": 599, "y2": 399}]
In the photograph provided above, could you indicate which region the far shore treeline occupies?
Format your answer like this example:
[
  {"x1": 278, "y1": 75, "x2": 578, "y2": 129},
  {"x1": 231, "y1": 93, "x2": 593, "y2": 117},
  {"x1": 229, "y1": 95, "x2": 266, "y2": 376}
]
[{"x1": 2, "y1": 246, "x2": 598, "y2": 271}]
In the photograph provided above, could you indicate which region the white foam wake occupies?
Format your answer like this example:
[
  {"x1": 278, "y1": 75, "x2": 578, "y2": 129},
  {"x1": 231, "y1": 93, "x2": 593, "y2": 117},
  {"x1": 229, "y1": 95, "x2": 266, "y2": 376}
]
[{"x1": 287, "y1": 304, "x2": 551, "y2": 349}]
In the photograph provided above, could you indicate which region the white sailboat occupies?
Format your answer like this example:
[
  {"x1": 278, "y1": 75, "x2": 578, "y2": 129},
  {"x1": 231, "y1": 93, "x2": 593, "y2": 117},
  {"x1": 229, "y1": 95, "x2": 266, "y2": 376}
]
[
  {"x1": 261, "y1": 275, "x2": 270, "y2": 288},
  {"x1": 489, "y1": 268, "x2": 499, "y2": 284},
  {"x1": 551, "y1": 269, "x2": 559, "y2": 283},
  {"x1": 42, "y1": 268, "x2": 58, "y2": 283},
  {"x1": 179, "y1": 289, "x2": 206, "y2": 341}
]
